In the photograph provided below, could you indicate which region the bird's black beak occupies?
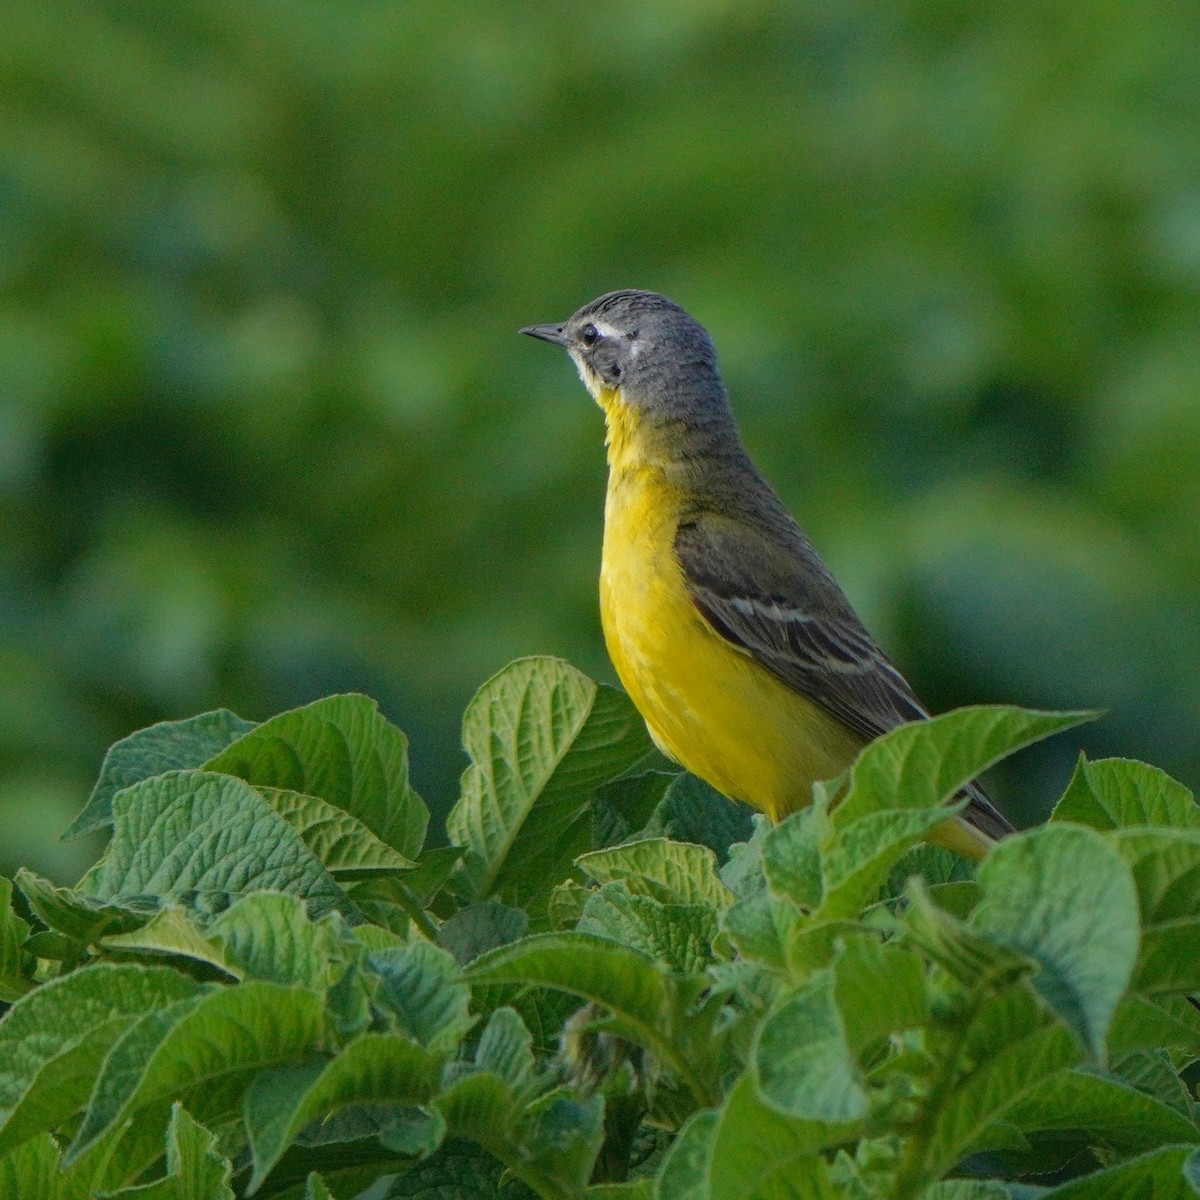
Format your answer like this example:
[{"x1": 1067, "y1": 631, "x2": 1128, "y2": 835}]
[{"x1": 520, "y1": 323, "x2": 568, "y2": 347}]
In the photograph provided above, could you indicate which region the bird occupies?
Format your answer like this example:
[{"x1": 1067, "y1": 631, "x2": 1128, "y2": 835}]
[{"x1": 521, "y1": 289, "x2": 1013, "y2": 859}]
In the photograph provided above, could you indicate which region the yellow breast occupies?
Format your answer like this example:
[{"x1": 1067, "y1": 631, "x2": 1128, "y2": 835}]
[{"x1": 596, "y1": 391, "x2": 864, "y2": 820}]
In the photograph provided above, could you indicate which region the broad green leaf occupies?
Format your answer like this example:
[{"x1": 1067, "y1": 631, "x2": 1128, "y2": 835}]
[
  {"x1": 1039, "y1": 1145, "x2": 1200, "y2": 1198},
  {"x1": 16, "y1": 868, "x2": 155, "y2": 944},
  {"x1": 0, "y1": 876, "x2": 32, "y2": 1000},
  {"x1": 589, "y1": 1184, "x2": 653, "y2": 1199},
  {"x1": 244, "y1": 1033, "x2": 442, "y2": 1191},
  {"x1": 103, "y1": 1103, "x2": 234, "y2": 1200},
  {"x1": 77, "y1": 770, "x2": 353, "y2": 920},
  {"x1": 593, "y1": 771, "x2": 674, "y2": 848},
  {"x1": 972, "y1": 825, "x2": 1140, "y2": 1059},
  {"x1": 0, "y1": 963, "x2": 206, "y2": 1158},
  {"x1": 922, "y1": 1005, "x2": 1081, "y2": 1177},
  {"x1": 1005, "y1": 1067, "x2": 1199, "y2": 1151},
  {"x1": 207, "y1": 892, "x2": 345, "y2": 990},
  {"x1": 1052, "y1": 756, "x2": 1200, "y2": 832},
  {"x1": 466, "y1": 932, "x2": 718, "y2": 1103},
  {"x1": 719, "y1": 889, "x2": 803, "y2": 972},
  {"x1": 467, "y1": 933, "x2": 673, "y2": 1050},
  {"x1": 1111, "y1": 993, "x2": 1200, "y2": 1057},
  {"x1": 719, "y1": 815, "x2": 772, "y2": 900},
  {"x1": 753, "y1": 970, "x2": 869, "y2": 1123},
  {"x1": 473, "y1": 1007, "x2": 538, "y2": 1098},
  {"x1": 377, "y1": 1138, "x2": 513, "y2": 1197},
  {"x1": 305, "y1": 1174, "x2": 336, "y2": 1200},
  {"x1": 1112, "y1": 1048, "x2": 1195, "y2": 1121},
  {"x1": 104, "y1": 894, "x2": 346, "y2": 992},
  {"x1": 369, "y1": 939, "x2": 475, "y2": 1054},
  {"x1": 1114, "y1": 828, "x2": 1200, "y2": 924},
  {"x1": 101, "y1": 907, "x2": 238, "y2": 976},
  {"x1": 902, "y1": 877, "x2": 1035, "y2": 990},
  {"x1": 206, "y1": 694, "x2": 428, "y2": 858},
  {"x1": 522, "y1": 1090, "x2": 605, "y2": 1194},
  {"x1": 446, "y1": 657, "x2": 652, "y2": 908},
  {"x1": 834, "y1": 707, "x2": 1093, "y2": 830},
  {"x1": 66, "y1": 981, "x2": 326, "y2": 1164},
  {"x1": 883, "y1": 844, "x2": 975, "y2": 902},
  {"x1": 654, "y1": 1110, "x2": 717, "y2": 1200},
  {"x1": 708, "y1": 1074, "x2": 843, "y2": 1200},
  {"x1": 436, "y1": 900, "x2": 529, "y2": 966},
  {"x1": 832, "y1": 937, "x2": 928, "y2": 1055},
  {"x1": 578, "y1": 883, "x2": 719, "y2": 974},
  {"x1": 64, "y1": 708, "x2": 255, "y2": 839},
  {"x1": 639, "y1": 773, "x2": 755, "y2": 863},
  {"x1": 761, "y1": 807, "x2": 825, "y2": 909},
  {"x1": 577, "y1": 838, "x2": 734, "y2": 910},
  {"x1": 0, "y1": 1131, "x2": 103, "y2": 1200},
  {"x1": 922, "y1": 1183, "x2": 1013, "y2": 1200},
  {"x1": 1137, "y1": 920, "x2": 1200, "y2": 995},
  {"x1": 255, "y1": 787, "x2": 417, "y2": 877}
]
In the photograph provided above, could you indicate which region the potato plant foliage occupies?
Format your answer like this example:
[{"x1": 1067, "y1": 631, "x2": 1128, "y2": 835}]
[{"x1": 3, "y1": 656, "x2": 1200, "y2": 1199}]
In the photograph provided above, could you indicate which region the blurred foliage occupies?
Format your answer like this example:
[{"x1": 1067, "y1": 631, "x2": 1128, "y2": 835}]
[{"x1": 2, "y1": 0, "x2": 1199, "y2": 881}]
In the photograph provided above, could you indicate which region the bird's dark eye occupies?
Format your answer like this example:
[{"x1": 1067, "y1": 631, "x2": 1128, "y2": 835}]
[{"x1": 580, "y1": 323, "x2": 599, "y2": 346}]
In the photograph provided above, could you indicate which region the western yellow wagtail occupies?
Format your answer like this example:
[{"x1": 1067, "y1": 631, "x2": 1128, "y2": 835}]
[{"x1": 522, "y1": 290, "x2": 1012, "y2": 859}]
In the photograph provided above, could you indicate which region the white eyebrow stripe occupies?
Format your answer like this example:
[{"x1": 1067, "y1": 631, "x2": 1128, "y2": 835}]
[{"x1": 591, "y1": 319, "x2": 622, "y2": 340}]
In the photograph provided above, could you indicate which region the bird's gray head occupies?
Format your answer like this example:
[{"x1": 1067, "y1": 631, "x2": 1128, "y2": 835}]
[{"x1": 521, "y1": 290, "x2": 728, "y2": 421}]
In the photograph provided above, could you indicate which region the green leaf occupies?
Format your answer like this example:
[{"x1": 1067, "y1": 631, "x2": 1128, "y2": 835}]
[
  {"x1": 755, "y1": 708, "x2": 1089, "y2": 932},
  {"x1": 255, "y1": 787, "x2": 417, "y2": 878},
  {"x1": 101, "y1": 907, "x2": 238, "y2": 976},
  {"x1": 244, "y1": 1033, "x2": 442, "y2": 1192},
  {"x1": 205, "y1": 693, "x2": 428, "y2": 858},
  {"x1": 593, "y1": 771, "x2": 674, "y2": 848},
  {"x1": 577, "y1": 838, "x2": 734, "y2": 910},
  {"x1": 378, "y1": 1138, "x2": 519, "y2": 1198},
  {"x1": 761, "y1": 807, "x2": 825, "y2": 910},
  {"x1": 63, "y1": 708, "x2": 255, "y2": 839},
  {"x1": 467, "y1": 933, "x2": 673, "y2": 1050},
  {"x1": 436, "y1": 900, "x2": 529, "y2": 966},
  {"x1": 832, "y1": 937, "x2": 929, "y2": 1055},
  {"x1": 1113, "y1": 1047, "x2": 1195, "y2": 1122},
  {"x1": 0, "y1": 1131, "x2": 104, "y2": 1200},
  {"x1": 77, "y1": 770, "x2": 353, "y2": 920},
  {"x1": 465, "y1": 932, "x2": 716, "y2": 1103},
  {"x1": 66, "y1": 981, "x2": 327, "y2": 1165},
  {"x1": 835, "y1": 706, "x2": 1094, "y2": 830},
  {"x1": 639, "y1": 773, "x2": 755, "y2": 863},
  {"x1": 719, "y1": 889, "x2": 803, "y2": 971},
  {"x1": 1111, "y1": 993, "x2": 1200, "y2": 1057},
  {"x1": 1005, "y1": 1067, "x2": 1199, "y2": 1152},
  {"x1": 1039, "y1": 1145, "x2": 1200, "y2": 1198},
  {"x1": 0, "y1": 876, "x2": 32, "y2": 1000},
  {"x1": 446, "y1": 657, "x2": 652, "y2": 908},
  {"x1": 971, "y1": 825, "x2": 1140, "y2": 1059},
  {"x1": 107, "y1": 893, "x2": 345, "y2": 992},
  {"x1": 0, "y1": 963, "x2": 206, "y2": 1158},
  {"x1": 16, "y1": 868, "x2": 155, "y2": 944},
  {"x1": 654, "y1": 1110, "x2": 717, "y2": 1200},
  {"x1": 206, "y1": 892, "x2": 345, "y2": 990},
  {"x1": 1052, "y1": 756, "x2": 1200, "y2": 832},
  {"x1": 753, "y1": 970, "x2": 869, "y2": 1123},
  {"x1": 707, "y1": 1073, "x2": 842, "y2": 1200},
  {"x1": 473, "y1": 1007, "x2": 538, "y2": 1098},
  {"x1": 369, "y1": 939, "x2": 475, "y2": 1054},
  {"x1": 578, "y1": 883, "x2": 719, "y2": 974},
  {"x1": 103, "y1": 1103, "x2": 235, "y2": 1199},
  {"x1": 922, "y1": 994, "x2": 1082, "y2": 1177}
]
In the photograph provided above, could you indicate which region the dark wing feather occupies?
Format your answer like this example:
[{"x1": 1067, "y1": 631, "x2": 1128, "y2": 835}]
[{"x1": 674, "y1": 511, "x2": 1013, "y2": 841}]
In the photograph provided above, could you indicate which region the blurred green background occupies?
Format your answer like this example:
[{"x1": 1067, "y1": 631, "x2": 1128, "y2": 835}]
[{"x1": 4, "y1": 0, "x2": 1199, "y2": 883}]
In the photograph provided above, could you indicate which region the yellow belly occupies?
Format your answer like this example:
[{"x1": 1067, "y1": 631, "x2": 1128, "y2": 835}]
[{"x1": 598, "y1": 466, "x2": 864, "y2": 821}]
